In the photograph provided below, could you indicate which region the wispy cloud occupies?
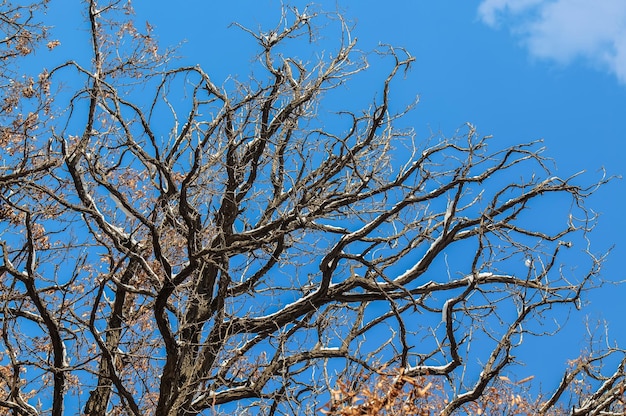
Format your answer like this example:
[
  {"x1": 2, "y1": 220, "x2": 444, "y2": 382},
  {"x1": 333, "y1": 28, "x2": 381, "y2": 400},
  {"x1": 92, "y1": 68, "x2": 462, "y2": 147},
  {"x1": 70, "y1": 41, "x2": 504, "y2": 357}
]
[{"x1": 478, "y1": 0, "x2": 626, "y2": 84}]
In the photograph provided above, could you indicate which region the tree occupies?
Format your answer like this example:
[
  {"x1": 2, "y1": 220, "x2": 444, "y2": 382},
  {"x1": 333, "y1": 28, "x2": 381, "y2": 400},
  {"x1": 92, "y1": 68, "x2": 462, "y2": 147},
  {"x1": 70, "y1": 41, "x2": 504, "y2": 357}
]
[{"x1": 0, "y1": 1, "x2": 623, "y2": 415}]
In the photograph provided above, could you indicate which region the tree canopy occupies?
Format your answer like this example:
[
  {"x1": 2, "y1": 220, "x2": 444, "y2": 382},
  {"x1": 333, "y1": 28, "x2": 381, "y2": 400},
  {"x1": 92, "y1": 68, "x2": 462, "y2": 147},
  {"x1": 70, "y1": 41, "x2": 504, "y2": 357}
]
[{"x1": 0, "y1": 1, "x2": 623, "y2": 415}]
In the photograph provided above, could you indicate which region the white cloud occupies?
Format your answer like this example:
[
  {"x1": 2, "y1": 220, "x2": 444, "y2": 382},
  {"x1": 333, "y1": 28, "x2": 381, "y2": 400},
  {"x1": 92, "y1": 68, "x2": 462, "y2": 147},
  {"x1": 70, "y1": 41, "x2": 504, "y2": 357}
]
[
  {"x1": 478, "y1": 0, "x2": 544, "y2": 27},
  {"x1": 478, "y1": 0, "x2": 626, "y2": 84}
]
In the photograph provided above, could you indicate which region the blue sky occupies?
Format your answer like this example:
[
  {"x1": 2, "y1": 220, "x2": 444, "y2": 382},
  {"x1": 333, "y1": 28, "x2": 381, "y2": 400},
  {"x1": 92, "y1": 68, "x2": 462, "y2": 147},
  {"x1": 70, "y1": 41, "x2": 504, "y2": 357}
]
[{"x1": 42, "y1": 0, "x2": 626, "y2": 398}]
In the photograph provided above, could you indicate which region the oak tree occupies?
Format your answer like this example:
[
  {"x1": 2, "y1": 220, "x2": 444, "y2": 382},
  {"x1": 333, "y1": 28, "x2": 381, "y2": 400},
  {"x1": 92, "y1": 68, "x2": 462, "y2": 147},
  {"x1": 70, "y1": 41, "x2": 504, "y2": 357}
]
[{"x1": 0, "y1": 1, "x2": 623, "y2": 415}]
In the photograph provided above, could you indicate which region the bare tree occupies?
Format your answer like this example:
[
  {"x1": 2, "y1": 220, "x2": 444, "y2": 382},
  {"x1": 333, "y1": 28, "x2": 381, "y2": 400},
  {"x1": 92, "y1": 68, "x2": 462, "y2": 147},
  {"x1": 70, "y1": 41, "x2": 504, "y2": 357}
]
[{"x1": 0, "y1": 1, "x2": 623, "y2": 415}]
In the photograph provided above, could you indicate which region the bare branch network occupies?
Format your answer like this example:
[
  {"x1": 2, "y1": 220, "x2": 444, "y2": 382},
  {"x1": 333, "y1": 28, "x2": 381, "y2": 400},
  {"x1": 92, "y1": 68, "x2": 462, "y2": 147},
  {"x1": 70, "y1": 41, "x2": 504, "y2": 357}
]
[{"x1": 0, "y1": 1, "x2": 623, "y2": 415}]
